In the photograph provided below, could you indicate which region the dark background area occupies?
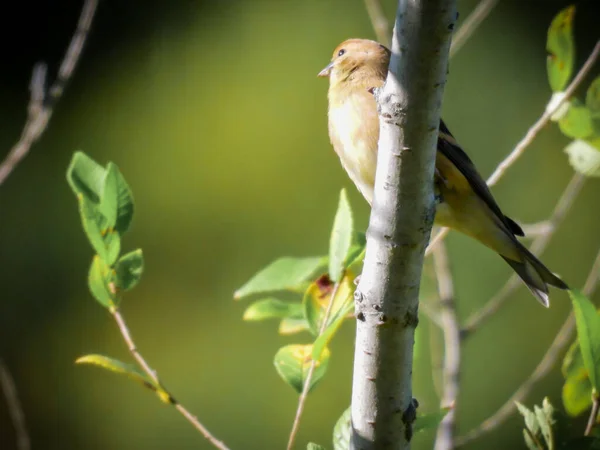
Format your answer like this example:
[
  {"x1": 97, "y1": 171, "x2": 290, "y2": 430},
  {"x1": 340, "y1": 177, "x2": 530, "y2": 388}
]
[{"x1": 0, "y1": 0, "x2": 599, "y2": 449}]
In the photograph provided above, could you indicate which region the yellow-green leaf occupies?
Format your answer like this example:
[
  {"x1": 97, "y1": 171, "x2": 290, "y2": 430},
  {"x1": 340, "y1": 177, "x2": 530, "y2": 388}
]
[
  {"x1": 88, "y1": 256, "x2": 116, "y2": 309},
  {"x1": 76, "y1": 354, "x2": 173, "y2": 404},
  {"x1": 273, "y1": 344, "x2": 330, "y2": 394},
  {"x1": 558, "y1": 100, "x2": 595, "y2": 139},
  {"x1": 303, "y1": 273, "x2": 354, "y2": 336},
  {"x1": 546, "y1": 5, "x2": 576, "y2": 92},
  {"x1": 563, "y1": 367, "x2": 593, "y2": 416},
  {"x1": 243, "y1": 298, "x2": 303, "y2": 321},
  {"x1": 278, "y1": 317, "x2": 311, "y2": 335},
  {"x1": 586, "y1": 76, "x2": 600, "y2": 116},
  {"x1": 564, "y1": 139, "x2": 600, "y2": 177}
]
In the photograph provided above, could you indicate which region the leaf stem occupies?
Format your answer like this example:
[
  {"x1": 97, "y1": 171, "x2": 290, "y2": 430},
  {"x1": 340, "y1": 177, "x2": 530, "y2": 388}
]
[
  {"x1": 585, "y1": 391, "x2": 600, "y2": 436},
  {"x1": 111, "y1": 309, "x2": 230, "y2": 450},
  {"x1": 286, "y1": 280, "x2": 342, "y2": 450}
]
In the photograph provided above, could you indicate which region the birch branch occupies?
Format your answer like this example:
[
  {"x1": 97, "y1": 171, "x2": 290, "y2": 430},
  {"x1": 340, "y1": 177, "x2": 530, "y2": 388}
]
[{"x1": 350, "y1": 0, "x2": 457, "y2": 448}]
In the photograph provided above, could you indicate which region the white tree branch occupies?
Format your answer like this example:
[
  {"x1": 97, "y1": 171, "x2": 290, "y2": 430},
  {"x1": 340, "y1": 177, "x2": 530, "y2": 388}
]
[{"x1": 350, "y1": 0, "x2": 457, "y2": 448}]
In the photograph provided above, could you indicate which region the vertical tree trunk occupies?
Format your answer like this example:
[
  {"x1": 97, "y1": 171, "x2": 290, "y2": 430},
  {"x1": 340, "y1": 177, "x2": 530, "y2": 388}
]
[{"x1": 350, "y1": 1, "x2": 457, "y2": 449}]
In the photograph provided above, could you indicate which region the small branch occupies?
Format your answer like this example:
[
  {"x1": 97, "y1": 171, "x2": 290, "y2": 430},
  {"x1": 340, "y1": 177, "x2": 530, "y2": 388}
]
[
  {"x1": 0, "y1": 0, "x2": 98, "y2": 186},
  {"x1": 585, "y1": 393, "x2": 600, "y2": 437},
  {"x1": 427, "y1": 40, "x2": 600, "y2": 257},
  {"x1": 432, "y1": 243, "x2": 460, "y2": 450},
  {"x1": 449, "y1": 0, "x2": 499, "y2": 58},
  {"x1": 351, "y1": 1, "x2": 457, "y2": 448},
  {"x1": 461, "y1": 173, "x2": 585, "y2": 336},
  {"x1": 364, "y1": 0, "x2": 390, "y2": 47},
  {"x1": 286, "y1": 281, "x2": 342, "y2": 450},
  {"x1": 585, "y1": 393, "x2": 600, "y2": 436},
  {"x1": 111, "y1": 309, "x2": 230, "y2": 450},
  {"x1": 0, "y1": 359, "x2": 30, "y2": 450},
  {"x1": 456, "y1": 247, "x2": 600, "y2": 447}
]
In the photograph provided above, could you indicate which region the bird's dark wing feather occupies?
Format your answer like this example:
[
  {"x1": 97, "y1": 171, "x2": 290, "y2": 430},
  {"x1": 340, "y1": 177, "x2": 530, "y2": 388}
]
[{"x1": 438, "y1": 120, "x2": 524, "y2": 237}]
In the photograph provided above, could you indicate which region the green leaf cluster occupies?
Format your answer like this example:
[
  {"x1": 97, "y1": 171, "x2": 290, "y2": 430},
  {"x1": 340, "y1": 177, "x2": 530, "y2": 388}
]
[
  {"x1": 235, "y1": 189, "x2": 365, "y2": 393},
  {"x1": 546, "y1": 6, "x2": 600, "y2": 177},
  {"x1": 67, "y1": 152, "x2": 144, "y2": 309},
  {"x1": 517, "y1": 398, "x2": 556, "y2": 450}
]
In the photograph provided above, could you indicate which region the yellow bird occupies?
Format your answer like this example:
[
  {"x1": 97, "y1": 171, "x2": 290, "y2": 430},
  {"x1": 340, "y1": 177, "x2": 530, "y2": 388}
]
[{"x1": 318, "y1": 38, "x2": 568, "y2": 306}]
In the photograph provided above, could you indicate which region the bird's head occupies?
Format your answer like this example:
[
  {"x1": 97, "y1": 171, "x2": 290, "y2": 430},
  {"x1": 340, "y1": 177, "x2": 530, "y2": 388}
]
[{"x1": 318, "y1": 39, "x2": 390, "y2": 88}]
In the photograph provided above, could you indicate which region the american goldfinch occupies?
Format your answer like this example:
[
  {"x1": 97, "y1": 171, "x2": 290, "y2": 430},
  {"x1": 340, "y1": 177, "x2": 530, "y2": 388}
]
[{"x1": 319, "y1": 38, "x2": 568, "y2": 306}]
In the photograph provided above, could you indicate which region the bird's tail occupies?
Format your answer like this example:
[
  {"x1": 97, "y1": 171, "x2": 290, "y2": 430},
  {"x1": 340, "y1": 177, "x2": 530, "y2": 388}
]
[{"x1": 500, "y1": 240, "x2": 569, "y2": 307}]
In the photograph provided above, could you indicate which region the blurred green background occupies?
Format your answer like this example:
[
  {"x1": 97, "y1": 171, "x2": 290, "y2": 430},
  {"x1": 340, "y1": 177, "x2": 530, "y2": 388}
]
[{"x1": 0, "y1": 0, "x2": 598, "y2": 449}]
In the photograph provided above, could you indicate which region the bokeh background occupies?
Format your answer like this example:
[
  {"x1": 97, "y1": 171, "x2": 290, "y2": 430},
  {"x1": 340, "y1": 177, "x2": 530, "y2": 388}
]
[{"x1": 0, "y1": 0, "x2": 599, "y2": 449}]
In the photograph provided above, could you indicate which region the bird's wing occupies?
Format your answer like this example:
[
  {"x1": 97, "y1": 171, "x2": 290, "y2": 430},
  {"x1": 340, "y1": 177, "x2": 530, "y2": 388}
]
[{"x1": 437, "y1": 120, "x2": 524, "y2": 237}]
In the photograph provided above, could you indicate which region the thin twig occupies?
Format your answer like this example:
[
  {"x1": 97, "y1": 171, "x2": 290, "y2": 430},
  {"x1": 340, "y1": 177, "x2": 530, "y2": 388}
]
[
  {"x1": 0, "y1": 0, "x2": 98, "y2": 186},
  {"x1": 461, "y1": 173, "x2": 586, "y2": 336},
  {"x1": 432, "y1": 243, "x2": 461, "y2": 450},
  {"x1": 286, "y1": 281, "x2": 342, "y2": 450},
  {"x1": 456, "y1": 248, "x2": 600, "y2": 447},
  {"x1": 0, "y1": 358, "x2": 30, "y2": 450},
  {"x1": 111, "y1": 309, "x2": 230, "y2": 450},
  {"x1": 364, "y1": 0, "x2": 390, "y2": 47},
  {"x1": 585, "y1": 393, "x2": 600, "y2": 436},
  {"x1": 427, "y1": 40, "x2": 600, "y2": 257},
  {"x1": 449, "y1": 0, "x2": 499, "y2": 58}
]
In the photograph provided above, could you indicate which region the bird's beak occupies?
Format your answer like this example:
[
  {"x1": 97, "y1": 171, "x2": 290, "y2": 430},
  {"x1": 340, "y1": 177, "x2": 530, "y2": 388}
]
[{"x1": 317, "y1": 62, "x2": 334, "y2": 78}]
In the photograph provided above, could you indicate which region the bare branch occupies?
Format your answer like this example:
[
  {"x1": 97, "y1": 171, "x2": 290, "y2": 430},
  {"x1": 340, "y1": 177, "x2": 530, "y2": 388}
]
[
  {"x1": 351, "y1": 1, "x2": 457, "y2": 447},
  {"x1": 461, "y1": 173, "x2": 585, "y2": 336},
  {"x1": 0, "y1": 0, "x2": 98, "y2": 186},
  {"x1": 286, "y1": 281, "x2": 342, "y2": 450},
  {"x1": 456, "y1": 247, "x2": 600, "y2": 447},
  {"x1": 111, "y1": 309, "x2": 230, "y2": 450},
  {"x1": 449, "y1": 0, "x2": 499, "y2": 58},
  {"x1": 364, "y1": 0, "x2": 390, "y2": 47},
  {"x1": 432, "y1": 243, "x2": 460, "y2": 450},
  {"x1": 0, "y1": 359, "x2": 30, "y2": 450},
  {"x1": 427, "y1": 40, "x2": 600, "y2": 257},
  {"x1": 585, "y1": 393, "x2": 600, "y2": 436}
]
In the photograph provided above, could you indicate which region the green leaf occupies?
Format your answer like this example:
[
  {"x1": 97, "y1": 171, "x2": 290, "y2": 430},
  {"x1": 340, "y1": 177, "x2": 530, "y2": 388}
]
[
  {"x1": 546, "y1": 5, "x2": 576, "y2": 92},
  {"x1": 67, "y1": 152, "x2": 105, "y2": 203},
  {"x1": 278, "y1": 317, "x2": 311, "y2": 335},
  {"x1": 88, "y1": 256, "x2": 116, "y2": 309},
  {"x1": 570, "y1": 289, "x2": 600, "y2": 391},
  {"x1": 114, "y1": 249, "x2": 144, "y2": 292},
  {"x1": 413, "y1": 408, "x2": 450, "y2": 434},
  {"x1": 563, "y1": 367, "x2": 593, "y2": 416},
  {"x1": 558, "y1": 100, "x2": 595, "y2": 139},
  {"x1": 564, "y1": 139, "x2": 600, "y2": 177},
  {"x1": 273, "y1": 344, "x2": 330, "y2": 394},
  {"x1": 234, "y1": 257, "x2": 327, "y2": 300},
  {"x1": 303, "y1": 274, "x2": 354, "y2": 336},
  {"x1": 100, "y1": 163, "x2": 119, "y2": 228},
  {"x1": 333, "y1": 406, "x2": 351, "y2": 450},
  {"x1": 312, "y1": 296, "x2": 354, "y2": 361},
  {"x1": 78, "y1": 195, "x2": 121, "y2": 265},
  {"x1": 307, "y1": 444, "x2": 327, "y2": 450},
  {"x1": 329, "y1": 189, "x2": 354, "y2": 282},
  {"x1": 76, "y1": 354, "x2": 173, "y2": 404},
  {"x1": 586, "y1": 76, "x2": 600, "y2": 116},
  {"x1": 346, "y1": 232, "x2": 367, "y2": 274},
  {"x1": 243, "y1": 298, "x2": 303, "y2": 321},
  {"x1": 110, "y1": 163, "x2": 135, "y2": 235}
]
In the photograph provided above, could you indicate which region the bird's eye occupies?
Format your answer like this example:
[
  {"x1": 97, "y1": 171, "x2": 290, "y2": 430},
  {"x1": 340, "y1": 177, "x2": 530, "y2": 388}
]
[{"x1": 337, "y1": 49, "x2": 345, "y2": 57}]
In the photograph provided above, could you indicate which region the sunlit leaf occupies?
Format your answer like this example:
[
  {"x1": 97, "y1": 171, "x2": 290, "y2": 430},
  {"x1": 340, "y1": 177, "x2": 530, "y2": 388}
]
[
  {"x1": 76, "y1": 354, "x2": 173, "y2": 404},
  {"x1": 329, "y1": 188, "x2": 353, "y2": 282},
  {"x1": 278, "y1": 317, "x2": 311, "y2": 335},
  {"x1": 517, "y1": 402, "x2": 540, "y2": 438},
  {"x1": 67, "y1": 151, "x2": 105, "y2": 203},
  {"x1": 564, "y1": 139, "x2": 600, "y2": 177},
  {"x1": 243, "y1": 298, "x2": 303, "y2": 321},
  {"x1": 534, "y1": 398, "x2": 555, "y2": 449},
  {"x1": 546, "y1": 5, "x2": 576, "y2": 92},
  {"x1": 273, "y1": 344, "x2": 330, "y2": 394},
  {"x1": 558, "y1": 100, "x2": 595, "y2": 139},
  {"x1": 563, "y1": 367, "x2": 593, "y2": 416},
  {"x1": 303, "y1": 274, "x2": 354, "y2": 336},
  {"x1": 307, "y1": 444, "x2": 327, "y2": 450},
  {"x1": 234, "y1": 256, "x2": 327, "y2": 300},
  {"x1": 100, "y1": 163, "x2": 119, "y2": 228},
  {"x1": 114, "y1": 249, "x2": 144, "y2": 292},
  {"x1": 333, "y1": 406, "x2": 351, "y2": 450},
  {"x1": 570, "y1": 289, "x2": 600, "y2": 392},
  {"x1": 88, "y1": 256, "x2": 116, "y2": 309},
  {"x1": 413, "y1": 408, "x2": 450, "y2": 434}
]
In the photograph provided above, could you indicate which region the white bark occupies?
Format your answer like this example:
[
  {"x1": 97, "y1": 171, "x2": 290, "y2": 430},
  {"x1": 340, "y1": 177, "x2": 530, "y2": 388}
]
[{"x1": 350, "y1": 1, "x2": 457, "y2": 449}]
